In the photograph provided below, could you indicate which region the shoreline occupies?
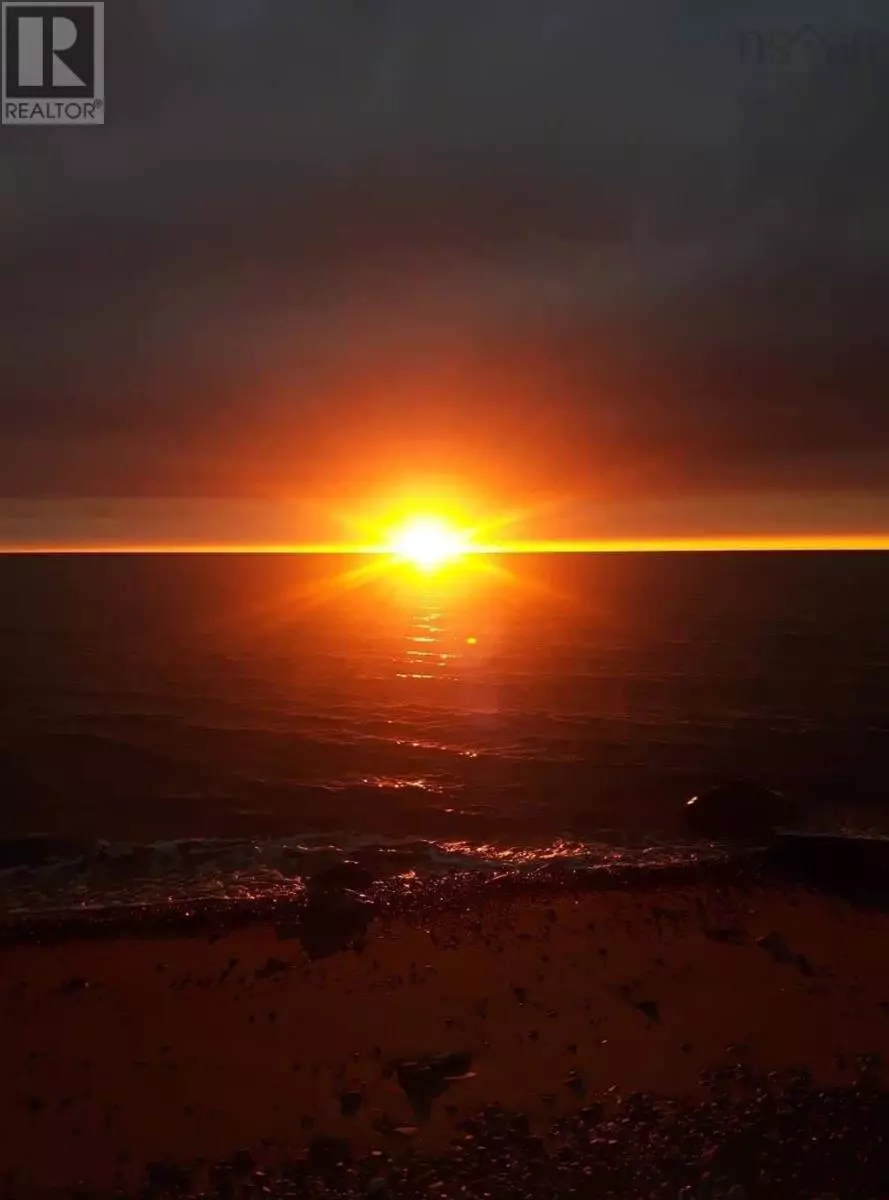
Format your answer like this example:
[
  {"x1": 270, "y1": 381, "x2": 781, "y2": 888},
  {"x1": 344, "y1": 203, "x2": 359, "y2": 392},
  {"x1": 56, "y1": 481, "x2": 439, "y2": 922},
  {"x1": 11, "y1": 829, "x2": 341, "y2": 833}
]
[
  {"x1": 3, "y1": 827, "x2": 889, "y2": 947},
  {"x1": 3, "y1": 880, "x2": 889, "y2": 1195},
  {"x1": 0, "y1": 849, "x2": 753, "y2": 945}
]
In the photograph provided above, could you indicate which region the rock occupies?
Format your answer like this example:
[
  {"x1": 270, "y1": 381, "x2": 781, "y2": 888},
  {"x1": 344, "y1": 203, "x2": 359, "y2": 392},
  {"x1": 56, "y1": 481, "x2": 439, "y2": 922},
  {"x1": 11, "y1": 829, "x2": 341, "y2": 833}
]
[
  {"x1": 756, "y1": 931, "x2": 796, "y2": 964},
  {"x1": 703, "y1": 927, "x2": 748, "y2": 945},
  {"x1": 340, "y1": 1089, "x2": 363, "y2": 1117},
  {"x1": 766, "y1": 831, "x2": 889, "y2": 897},
  {"x1": 146, "y1": 1160, "x2": 191, "y2": 1193},
  {"x1": 633, "y1": 999, "x2": 660, "y2": 1022},
  {"x1": 254, "y1": 956, "x2": 292, "y2": 979},
  {"x1": 683, "y1": 779, "x2": 795, "y2": 841},
  {"x1": 287, "y1": 891, "x2": 373, "y2": 961},
  {"x1": 60, "y1": 977, "x2": 90, "y2": 995},
  {"x1": 229, "y1": 1148, "x2": 255, "y2": 1174},
  {"x1": 437, "y1": 1051, "x2": 473, "y2": 1076},
  {"x1": 308, "y1": 861, "x2": 376, "y2": 893},
  {"x1": 392, "y1": 1052, "x2": 473, "y2": 1117}
]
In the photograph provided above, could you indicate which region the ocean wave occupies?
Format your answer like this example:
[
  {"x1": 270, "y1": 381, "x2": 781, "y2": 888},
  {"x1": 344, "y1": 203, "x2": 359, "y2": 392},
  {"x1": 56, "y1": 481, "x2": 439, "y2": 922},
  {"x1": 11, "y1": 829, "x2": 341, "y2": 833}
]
[{"x1": 0, "y1": 831, "x2": 743, "y2": 930}]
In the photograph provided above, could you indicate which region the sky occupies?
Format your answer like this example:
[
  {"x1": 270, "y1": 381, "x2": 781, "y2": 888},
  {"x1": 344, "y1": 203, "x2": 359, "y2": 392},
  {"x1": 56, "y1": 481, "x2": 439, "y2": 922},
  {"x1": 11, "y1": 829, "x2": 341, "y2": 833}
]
[{"x1": 2, "y1": 0, "x2": 889, "y2": 548}]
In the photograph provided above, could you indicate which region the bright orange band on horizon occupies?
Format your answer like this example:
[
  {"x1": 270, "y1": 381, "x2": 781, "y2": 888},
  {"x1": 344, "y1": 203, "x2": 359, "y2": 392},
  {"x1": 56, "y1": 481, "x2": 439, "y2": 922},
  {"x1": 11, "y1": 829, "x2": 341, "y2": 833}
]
[{"x1": 3, "y1": 536, "x2": 889, "y2": 555}]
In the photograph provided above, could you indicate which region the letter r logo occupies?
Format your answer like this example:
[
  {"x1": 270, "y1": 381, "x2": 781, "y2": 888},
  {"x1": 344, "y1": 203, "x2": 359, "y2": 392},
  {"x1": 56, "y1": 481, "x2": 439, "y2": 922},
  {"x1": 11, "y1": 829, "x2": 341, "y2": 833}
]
[
  {"x1": 16, "y1": 14, "x2": 83, "y2": 85},
  {"x1": 3, "y1": 3, "x2": 101, "y2": 98}
]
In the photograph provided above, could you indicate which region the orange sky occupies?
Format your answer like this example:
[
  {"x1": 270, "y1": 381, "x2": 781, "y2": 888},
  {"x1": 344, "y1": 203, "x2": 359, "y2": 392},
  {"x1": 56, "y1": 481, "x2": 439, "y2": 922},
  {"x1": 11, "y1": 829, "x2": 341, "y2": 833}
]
[{"x1": 1, "y1": 490, "x2": 888, "y2": 552}]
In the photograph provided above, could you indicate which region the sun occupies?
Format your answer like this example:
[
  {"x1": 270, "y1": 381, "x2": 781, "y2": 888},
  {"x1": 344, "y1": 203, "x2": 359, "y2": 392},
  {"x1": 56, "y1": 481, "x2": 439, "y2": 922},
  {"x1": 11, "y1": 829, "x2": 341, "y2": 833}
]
[{"x1": 389, "y1": 516, "x2": 468, "y2": 568}]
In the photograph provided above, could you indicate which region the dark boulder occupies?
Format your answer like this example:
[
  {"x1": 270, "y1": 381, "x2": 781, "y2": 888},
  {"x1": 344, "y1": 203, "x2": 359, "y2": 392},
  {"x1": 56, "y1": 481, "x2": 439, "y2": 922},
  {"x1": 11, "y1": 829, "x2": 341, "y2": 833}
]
[
  {"x1": 391, "y1": 1052, "x2": 474, "y2": 1118},
  {"x1": 340, "y1": 1089, "x2": 363, "y2": 1117},
  {"x1": 766, "y1": 831, "x2": 889, "y2": 900},
  {"x1": 308, "y1": 861, "x2": 375, "y2": 893},
  {"x1": 683, "y1": 779, "x2": 796, "y2": 841},
  {"x1": 285, "y1": 890, "x2": 373, "y2": 961}
]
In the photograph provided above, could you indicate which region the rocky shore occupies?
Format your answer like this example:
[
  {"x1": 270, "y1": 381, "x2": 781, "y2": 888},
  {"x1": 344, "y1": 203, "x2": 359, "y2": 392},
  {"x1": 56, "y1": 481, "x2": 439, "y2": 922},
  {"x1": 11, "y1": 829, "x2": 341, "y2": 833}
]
[{"x1": 3, "y1": 878, "x2": 889, "y2": 1198}]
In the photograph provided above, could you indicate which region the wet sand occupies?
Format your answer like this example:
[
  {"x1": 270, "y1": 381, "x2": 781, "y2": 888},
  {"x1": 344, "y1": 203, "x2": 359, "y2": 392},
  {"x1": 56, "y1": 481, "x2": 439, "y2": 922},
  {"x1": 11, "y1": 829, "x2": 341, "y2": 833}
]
[{"x1": 3, "y1": 882, "x2": 889, "y2": 1196}]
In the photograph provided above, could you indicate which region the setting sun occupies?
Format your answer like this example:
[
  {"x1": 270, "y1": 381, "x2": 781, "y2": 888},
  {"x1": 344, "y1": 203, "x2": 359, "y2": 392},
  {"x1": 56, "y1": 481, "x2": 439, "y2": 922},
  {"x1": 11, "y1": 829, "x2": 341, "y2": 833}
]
[{"x1": 389, "y1": 516, "x2": 468, "y2": 568}]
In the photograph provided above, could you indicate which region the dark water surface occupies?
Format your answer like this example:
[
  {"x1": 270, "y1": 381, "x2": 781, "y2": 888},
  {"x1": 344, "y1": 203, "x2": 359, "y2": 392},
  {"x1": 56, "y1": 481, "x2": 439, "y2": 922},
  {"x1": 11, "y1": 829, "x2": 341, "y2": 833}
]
[{"x1": 1, "y1": 552, "x2": 887, "y2": 917}]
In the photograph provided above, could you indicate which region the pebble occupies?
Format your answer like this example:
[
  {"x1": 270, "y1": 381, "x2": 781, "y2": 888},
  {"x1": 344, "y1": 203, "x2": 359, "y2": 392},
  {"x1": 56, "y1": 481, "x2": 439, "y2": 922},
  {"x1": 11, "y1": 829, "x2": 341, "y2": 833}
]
[
  {"x1": 634, "y1": 999, "x2": 660, "y2": 1022},
  {"x1": 340, "y1": 1089, "x2": 363, "y2": 1117},
  {"x1": 116, "y1": 1066, "x2": 889, "y2": 1198},
  {"x1": 60, "y1": 977, "x2": 90, "y2": 994}
]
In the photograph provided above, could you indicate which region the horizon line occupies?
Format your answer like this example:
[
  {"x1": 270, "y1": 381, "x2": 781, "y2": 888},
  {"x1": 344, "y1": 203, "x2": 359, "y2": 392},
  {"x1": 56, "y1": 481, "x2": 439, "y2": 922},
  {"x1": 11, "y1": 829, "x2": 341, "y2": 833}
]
[{"x1": 3, "y1": 535, "x2": 889, "y2": 555}]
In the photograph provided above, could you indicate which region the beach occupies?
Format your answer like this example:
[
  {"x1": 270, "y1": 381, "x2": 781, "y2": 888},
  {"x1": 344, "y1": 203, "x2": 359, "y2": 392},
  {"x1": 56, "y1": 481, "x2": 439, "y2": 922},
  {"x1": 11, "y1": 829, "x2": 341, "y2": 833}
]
[{"x1": 4, "y1": 878, "x2": 889, "y2": 1197}]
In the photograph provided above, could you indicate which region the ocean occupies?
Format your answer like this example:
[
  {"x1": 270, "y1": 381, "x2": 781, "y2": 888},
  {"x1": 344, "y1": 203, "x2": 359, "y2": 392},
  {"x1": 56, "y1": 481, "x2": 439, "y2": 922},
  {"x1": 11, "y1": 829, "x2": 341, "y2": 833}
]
[{"x1": 1, "y1": 551, "x2": 888, "y2": 922}]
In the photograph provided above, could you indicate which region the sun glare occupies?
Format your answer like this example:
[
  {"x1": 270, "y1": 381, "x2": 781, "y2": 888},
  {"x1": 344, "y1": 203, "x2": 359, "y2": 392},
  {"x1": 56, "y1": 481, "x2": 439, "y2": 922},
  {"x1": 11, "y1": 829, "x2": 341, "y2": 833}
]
[{"x1": 389, "y1": 516, "x2": 468, "y2": 568}]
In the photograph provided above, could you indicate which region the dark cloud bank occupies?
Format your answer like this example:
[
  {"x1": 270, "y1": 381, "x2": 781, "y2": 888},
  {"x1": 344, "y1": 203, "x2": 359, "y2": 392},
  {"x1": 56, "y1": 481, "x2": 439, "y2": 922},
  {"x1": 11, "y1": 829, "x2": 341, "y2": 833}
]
[{"x1": 1, "y1": 0, "x2": 888, "y2": 512}]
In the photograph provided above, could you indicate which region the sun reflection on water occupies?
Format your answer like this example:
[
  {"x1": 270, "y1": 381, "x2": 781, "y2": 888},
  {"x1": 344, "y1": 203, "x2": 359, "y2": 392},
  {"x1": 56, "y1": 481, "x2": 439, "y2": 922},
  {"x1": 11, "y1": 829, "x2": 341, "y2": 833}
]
[{"x1": 396, "y1": 580, "x2": 463, "y2": 682}]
